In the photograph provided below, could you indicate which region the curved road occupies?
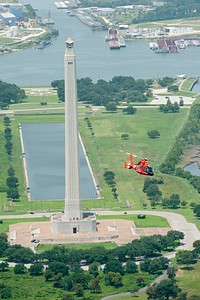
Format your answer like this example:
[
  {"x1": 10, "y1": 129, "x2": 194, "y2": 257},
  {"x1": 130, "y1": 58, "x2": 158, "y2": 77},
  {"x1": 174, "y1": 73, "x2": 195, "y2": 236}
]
[{"x1": 1, "y1": 210, "x2": 199, "y2": 251}]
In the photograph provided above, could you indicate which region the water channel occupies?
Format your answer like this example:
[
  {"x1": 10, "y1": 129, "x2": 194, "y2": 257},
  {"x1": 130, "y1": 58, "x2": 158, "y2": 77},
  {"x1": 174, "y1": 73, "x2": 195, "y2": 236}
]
[
  {"x1": 1, "y1": 0, "x2": 200, "y2": 85},
  {"x1": 3, "y1": 0, "x2": 200, "y2": 199},
  {"x1": 21, "y1": 123, "x2": 98, "y2": 200}
]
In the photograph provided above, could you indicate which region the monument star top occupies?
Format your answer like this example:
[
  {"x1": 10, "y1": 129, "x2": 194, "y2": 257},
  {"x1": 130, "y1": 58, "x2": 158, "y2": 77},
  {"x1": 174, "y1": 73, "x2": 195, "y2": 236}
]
[{"x1": 66, "y1": 37, "x2": 74, "y2": 48}]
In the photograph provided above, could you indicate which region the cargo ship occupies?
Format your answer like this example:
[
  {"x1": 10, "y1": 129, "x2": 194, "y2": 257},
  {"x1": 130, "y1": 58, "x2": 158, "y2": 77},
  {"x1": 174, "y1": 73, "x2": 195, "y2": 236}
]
[{"x1": 37, "y1": 40, "x2": 53, "y2": 49}]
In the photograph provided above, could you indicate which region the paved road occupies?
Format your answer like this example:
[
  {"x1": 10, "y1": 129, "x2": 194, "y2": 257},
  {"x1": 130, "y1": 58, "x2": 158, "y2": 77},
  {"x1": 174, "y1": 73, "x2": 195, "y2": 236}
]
[{"x1": 97, "y1": 210, "x2": 200, "y2": 251}]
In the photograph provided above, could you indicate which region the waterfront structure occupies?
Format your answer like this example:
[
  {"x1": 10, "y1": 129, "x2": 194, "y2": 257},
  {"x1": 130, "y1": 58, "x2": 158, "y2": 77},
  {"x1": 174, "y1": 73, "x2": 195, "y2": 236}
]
[{"x1": 51, "y1": 37, "x2": 96, "y2": 234}]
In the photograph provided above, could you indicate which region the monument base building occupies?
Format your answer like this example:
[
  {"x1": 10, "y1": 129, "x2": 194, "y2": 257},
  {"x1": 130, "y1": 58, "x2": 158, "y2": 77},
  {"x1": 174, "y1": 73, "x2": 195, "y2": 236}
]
[{"x1": 51, "y1": 212, "x2": 96, "y2": 234}]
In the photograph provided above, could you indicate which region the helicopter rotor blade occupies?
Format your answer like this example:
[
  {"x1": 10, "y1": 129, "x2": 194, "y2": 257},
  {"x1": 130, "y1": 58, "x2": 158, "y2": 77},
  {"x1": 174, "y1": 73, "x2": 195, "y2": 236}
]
[{"x1": 119, "y1": 150, "x2": 156, "y2": 162}]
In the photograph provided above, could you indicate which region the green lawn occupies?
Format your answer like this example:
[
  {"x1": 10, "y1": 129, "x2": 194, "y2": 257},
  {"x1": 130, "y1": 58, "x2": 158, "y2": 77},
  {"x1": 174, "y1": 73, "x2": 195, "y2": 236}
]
[
  {"x1": 0, "y1": 91, "x2": 200, "y2": 229},
  {"x1": 79, "y1": 107, "x2": 199, "y2": 210},
  {"x1": 37, "y1": 241, "x2": 116, "y2": 253},
  {"x1": 0, "y1": 217, "x2": 50, "y2": 232},
  {"x1": 176, "y1": 261, "x2": 200, "y2": 298},
  {"x1": 180, "y1": 77, "x2": 198, "y2": 92},
  {"x1": 97, "y1": 214, "x2": 169, "y2": 228}
]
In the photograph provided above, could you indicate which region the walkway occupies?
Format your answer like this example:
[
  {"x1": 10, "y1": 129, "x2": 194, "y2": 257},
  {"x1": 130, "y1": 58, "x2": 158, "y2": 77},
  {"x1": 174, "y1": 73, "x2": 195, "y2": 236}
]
[
  {"x1": 96, "y1": 210, "x2": 200, "y2": 251},
  {"x1": 1, "y1": 210, "x2": 199, "y2": 251}
]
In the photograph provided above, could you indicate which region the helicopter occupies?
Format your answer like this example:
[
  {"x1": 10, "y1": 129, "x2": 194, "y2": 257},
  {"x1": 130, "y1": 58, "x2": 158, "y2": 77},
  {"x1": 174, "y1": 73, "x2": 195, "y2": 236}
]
[{"x1": 124, "y1": 152, "x2": 154, "y2": 176}]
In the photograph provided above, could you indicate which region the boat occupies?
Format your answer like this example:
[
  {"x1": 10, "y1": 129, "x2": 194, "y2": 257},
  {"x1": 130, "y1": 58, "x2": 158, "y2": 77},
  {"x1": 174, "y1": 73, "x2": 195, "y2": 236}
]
[
  {"x1": 119, "y1": 36, "x2": 126, "y2": 47},
  {"x1": 109, "y1": 41, "x2": 120, "y2": 50},
  {"x1": 37, "y1": 40, "x2": 53, "y2": 49}
]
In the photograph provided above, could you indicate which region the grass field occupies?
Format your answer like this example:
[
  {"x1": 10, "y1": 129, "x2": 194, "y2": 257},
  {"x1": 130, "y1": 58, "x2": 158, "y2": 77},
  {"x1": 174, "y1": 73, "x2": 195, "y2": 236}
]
[
  {"x1": 0, "y1": 90, "x2": 200, "y2": 229},
  {"x1": 37, "y1": 241, "x2": 117, "y2": 253},
  {"x1": 97, "y1": 214, "x2": 169, "y2": 228},
  {"x1": 79, "y1": 107, "x2": 200, "y2": 210},
  {"x1": 176, "y1": 261, "x2": 200, "y2": 298}
]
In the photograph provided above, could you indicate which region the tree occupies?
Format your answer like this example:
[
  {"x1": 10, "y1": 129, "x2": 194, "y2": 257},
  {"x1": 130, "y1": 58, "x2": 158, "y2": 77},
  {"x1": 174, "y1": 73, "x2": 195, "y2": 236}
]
[
  {"x1": 72, "y1": 283, "x2": 84, "y2": 297},
  {"x1": 105, "y1": 102, "x2": 117, "y2": 112},
  {"x1": 104, "y1": 260, "x2": 125, "y2": 276},
  {"x1": 0, "y1": 233, "x2": 9, "y2": 256},
  {"x1": 123, "y1": 106, "x2": 137, "y2": 114},
  {"x1": 44, "y1": 269, "x2": 54, "y2": 281},
  {"x1": 193, "y1": 204, "x2": 200, "y2": 217},
  {"x1": 5, "y1": 141, "x2": 13, "y2": 155},
  {"x1": 29, "y1": 263, "x2": 44, "y2": 276},
  {"x1": 6, "y1": 177, "x2": 19, "y2": 189},
  {"x1": 14, "y1": 264, "x2": 27, "y2": 274},
  {"x1": 181, "y1": 200, "x2": 187, "y2": 208},
  {"x1": 7, "y1": 188, "x2": 20, "y2": 200},
  {"x1": 3, "y1": 117, "x2": 11, "y2": 126},
  {"x1": 88, "y1": 276, "x2": 101, "y2": 293},
  {"x1": 168, "y1": 85, "x2": 179, "y2": 92},
  {"x1": 146, "y1": 184, "x2": 162, "y2": 200},
  {"x1": 176, "y1": 250, "x2": 197, "y2": 267},
  {"x1": 48, "y1": 261, "x2": 69, "y2": 276},
  {"x1": 167, "y1": 266, "x2": 176, "y2": 279},
  {"x1": 193, "y1": 239, "x2": 200, "y2": 252},
  {"x1": 147, "y1": 129, "x2": 160, "y2": 139},
  {"x1": 105, "y1": 272, "x2": 123, "y2": 288},
  {"x1": 0, "y1": 80, "x2": 26, "y2": 109},
  {"x1": 147, "y1": 257, "x2": 169, "y2": 275},
  {"x1": 146, "y1": 279, "x2": 181, "y2": 300},
  {"x1": 89, "y1": 262, "x2": 99, "y2": 277},
  {"x1": 0, "y1": 262, "x2": 9, "y2": 272},
  {"x1": 7, "y1": 166, "x2": 15, "y2": 177},
  {"x1": 125, "y1": 260, "x2": 138, "y2": 274},
  {"x1": 179, "y1": 98, "x2": 184, "y2": 106},
  {"x1": 162, "y1": 194, "x2": 180, "y2": 208},
  {"x1": 158, "y1": 77, "x2": 175, "y2": 87},
  {"x1": 167, "y1": 230, "x2": 184, "y2": 242}
]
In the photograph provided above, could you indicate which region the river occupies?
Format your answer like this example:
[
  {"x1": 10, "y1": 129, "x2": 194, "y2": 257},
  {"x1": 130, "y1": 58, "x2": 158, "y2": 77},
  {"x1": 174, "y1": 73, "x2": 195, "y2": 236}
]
[{"x1": 1, "y1": 0, "x2": 200, "y2": 86}]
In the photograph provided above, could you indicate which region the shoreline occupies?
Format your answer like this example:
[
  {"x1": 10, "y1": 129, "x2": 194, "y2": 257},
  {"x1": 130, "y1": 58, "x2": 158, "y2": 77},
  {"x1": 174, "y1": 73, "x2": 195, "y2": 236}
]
[
  {"x1": 79, "y1": 133, "x2": 101, "y2": 199},
  {"x1": 18, "y1": 123, "x2": 31, "y2": 201}
]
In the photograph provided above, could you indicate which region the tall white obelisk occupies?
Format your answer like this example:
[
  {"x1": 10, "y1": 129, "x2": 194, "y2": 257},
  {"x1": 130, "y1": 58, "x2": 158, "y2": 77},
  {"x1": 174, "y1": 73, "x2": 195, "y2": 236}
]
[
  {"x1": 64, "y1": 37, "x2": 83, "y2": 221},
  {"x1": 51, "y1": 38, "x2": 96, "y2": 234}
]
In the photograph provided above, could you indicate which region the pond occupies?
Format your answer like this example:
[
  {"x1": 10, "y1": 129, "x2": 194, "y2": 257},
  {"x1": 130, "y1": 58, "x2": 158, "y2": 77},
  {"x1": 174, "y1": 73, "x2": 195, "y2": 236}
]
[
  {"x1": 21, "y1": 122, "x2": 98, "y2": 200},
  {"x1": 184, "y1": 162, "x2": 200, "y2": 176}
]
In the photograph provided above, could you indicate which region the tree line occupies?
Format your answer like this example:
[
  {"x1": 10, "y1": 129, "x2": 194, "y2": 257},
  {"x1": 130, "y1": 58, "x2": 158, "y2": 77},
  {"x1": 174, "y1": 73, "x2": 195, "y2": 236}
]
[
  {"x1": 51, "y1": 76, "x2": 153, "y2": 106},
  {"x1": 0, "y1": 232, "x2": 200, "y2": 299},
  {"x1": 0, "y1": 231, "x2": 184, "y2": 265},
  {"x1": 133, "y1": 0, "x2": 200, "y2": 23},
  {"x1": 159, "y1": 104, "x2": 200, "y2": 195},
  {"x1": 0, "y1": 231, "x2": 182, "y2": 298},
  {"x1": 79, "y1": 0, "x2": 149, "y2": 8},
  {"x1": 1, "y1": 117, "x2": 20, "y2": 201}
]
